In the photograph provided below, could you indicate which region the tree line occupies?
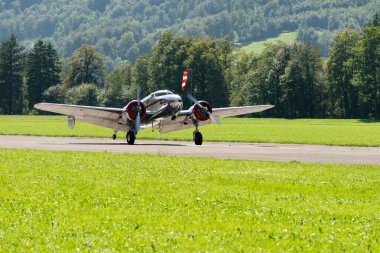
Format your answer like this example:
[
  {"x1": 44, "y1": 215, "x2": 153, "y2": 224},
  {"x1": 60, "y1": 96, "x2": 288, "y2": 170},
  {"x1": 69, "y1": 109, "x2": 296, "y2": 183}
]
[
  {"x1": 0, "y1": 15, "x2": 379, "y2": 118},
  {"x1": 1, "y1": 0, "x2": 378, "y2": 65}
]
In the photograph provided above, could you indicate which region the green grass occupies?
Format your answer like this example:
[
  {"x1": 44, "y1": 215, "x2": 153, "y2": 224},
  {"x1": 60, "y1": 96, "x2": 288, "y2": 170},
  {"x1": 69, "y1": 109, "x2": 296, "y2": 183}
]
[
  {"x1": 1, "y1": 116, "x2": 380, "y2": 146},
  {"x1": 240, "y1": 32, "x2": 297, "y2": 54},
  {"x1": 0, "y1": 149, "x2": 379, "y2": 251}
]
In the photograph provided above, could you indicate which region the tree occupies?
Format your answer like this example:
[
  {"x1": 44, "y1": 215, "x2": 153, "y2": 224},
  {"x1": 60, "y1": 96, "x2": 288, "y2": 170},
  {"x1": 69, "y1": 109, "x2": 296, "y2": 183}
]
[
  {"x1": 183, "y1": 37, "x2": 231, "y2": 107},
  {"x1": 238, "y1": 42, "x2": 324, "y2": 118},
  {"x1": 26, "y1": 40, "x2": 61, "y2": 110},
  {"x1": 134, "y1": 54, "x2": 149, "y2": 96},
  {"x1": 149, "y1": 32, "x2": 191, "y2": 93},
  {"x1": 0, "y1": 34, "x2": 24, "y2": 114},
  {"x1": 42, "y1": 84, "x2": 68, "y2": 104},
  {"x1": 327, "y1": 29, "x2": 360, "y2": 118},
  {"x1": 64, "y1": 45, "x2": 105, "y2": 87},
  {"x1": 88, "y1": 0, "x2": 110, "y2": 12},
  {"x1": 65, "y1": 83, "x2": 98, "y2": 106},
  {"x1": 138, "y1": 32, "x2": 231, "y2": 107},
  {"x1": 227, "y1": 50, "x2": 259, "y2": 106},
  {"x1": 117, "y1": 32, "x2": 136, "y2": 59},
  {"x1": 98, "y1": 63, "x2": 133, "y2": 107},
  {"x1": 372, "y1": 13, "x2": 380, "y2": 27},
  {"x1": 352, "y1": 26, "x2": 380, "y2": 118},
  {"x1": 265, "y1": 43, "x2": 292, "y2": 116},
  {"x1": 280, "y1": 43, "x2": 324, "y2": 118},
  {"x1": 242, "y1": 42, "x2": 290, "y2": 116}
]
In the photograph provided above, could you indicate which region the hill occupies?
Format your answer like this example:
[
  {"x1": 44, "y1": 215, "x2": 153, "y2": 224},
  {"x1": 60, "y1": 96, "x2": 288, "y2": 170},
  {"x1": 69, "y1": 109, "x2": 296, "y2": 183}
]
[{"x1": 0, "y1": 0, "x2": 379, "y2": 64}]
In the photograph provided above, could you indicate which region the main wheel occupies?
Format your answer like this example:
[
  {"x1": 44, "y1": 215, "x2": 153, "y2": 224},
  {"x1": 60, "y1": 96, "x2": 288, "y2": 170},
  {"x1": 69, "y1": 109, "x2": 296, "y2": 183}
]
[
  {"x1": 126, "y1": 131, "x2": 136, "y2": 145},
  {"x1": 112, "y1": 133, "x2": 117, "y2": 140},
  {"x1": 193, "y1": 131, "x2": 203, "y2": 145}
]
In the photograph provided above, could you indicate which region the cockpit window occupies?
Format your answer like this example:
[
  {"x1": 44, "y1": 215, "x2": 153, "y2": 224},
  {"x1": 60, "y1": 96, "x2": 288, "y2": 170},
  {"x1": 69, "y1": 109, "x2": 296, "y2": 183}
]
[
  {"x1": 142, "y1": 90, "x2": 174, "y2": 103},
  {"x1": 153, "y1": 91, "x2": 173, "y2": 97},
  {"x1": 141, "y1": 95, "x2": 152, "y2": 103}
]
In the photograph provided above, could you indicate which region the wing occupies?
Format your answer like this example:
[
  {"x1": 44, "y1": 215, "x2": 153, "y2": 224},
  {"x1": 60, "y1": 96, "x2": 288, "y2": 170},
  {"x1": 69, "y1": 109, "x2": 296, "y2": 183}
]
[
  {"x1": 34, "y1": 103, "x2": 123, "y2": 119},
  {"x1": 212, "y1": 105, "x2": 274, "y2": 118},
  {"x1": 159, "y1": 105, "x2": 274, "y2": 133},
  {"x1": 34, "y1": 103, "x2": 131, "y2": 132}
]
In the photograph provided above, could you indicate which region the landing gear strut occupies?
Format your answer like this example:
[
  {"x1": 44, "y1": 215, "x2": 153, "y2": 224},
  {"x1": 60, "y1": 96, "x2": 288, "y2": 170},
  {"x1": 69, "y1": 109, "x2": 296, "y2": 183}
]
[{"x1": 126, "y1": 130, "x2": 136, "y2": 145}]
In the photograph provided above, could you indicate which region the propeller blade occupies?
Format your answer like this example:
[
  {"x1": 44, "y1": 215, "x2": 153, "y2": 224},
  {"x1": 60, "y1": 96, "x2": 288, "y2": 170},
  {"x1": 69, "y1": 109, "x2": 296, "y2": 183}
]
[
  {"x1": 209, "y1": 112, "x2": 221, "y2": 124},
  {"x1": 135, "y1": 112, "x2": 140, "y2": 133},
  {"x1": 134, "y1": 85, "x2": 142, "y2": 133},
  {"x1": 186, "y1": 93, "x2": 203, "y2": 109},
  {"x1": 136, "y1": 86, "x2": 141, "y2": 102}
]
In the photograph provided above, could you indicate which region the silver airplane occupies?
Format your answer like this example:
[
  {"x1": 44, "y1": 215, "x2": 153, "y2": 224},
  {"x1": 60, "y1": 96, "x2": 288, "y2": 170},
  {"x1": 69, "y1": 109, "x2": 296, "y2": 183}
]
[{"x1": 34, "y1": 88, "x2": 273, "y2": 145}]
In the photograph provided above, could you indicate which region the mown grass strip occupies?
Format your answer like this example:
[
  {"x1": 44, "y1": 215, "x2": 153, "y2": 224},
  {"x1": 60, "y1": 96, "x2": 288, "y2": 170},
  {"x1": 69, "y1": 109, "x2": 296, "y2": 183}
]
[
  {"x1": 0, "y1": 149, "x2": 379, "y2": 251},
  {"x1": 1, "y1": 116, "x2": 380, "y2": 146}
]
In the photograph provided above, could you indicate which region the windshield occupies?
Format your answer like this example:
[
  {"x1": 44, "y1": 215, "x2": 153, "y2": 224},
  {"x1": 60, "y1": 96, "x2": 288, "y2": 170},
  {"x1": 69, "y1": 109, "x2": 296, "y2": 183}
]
[{"x1": 154, "y1": 92, "x2": 168, "y2": 97}]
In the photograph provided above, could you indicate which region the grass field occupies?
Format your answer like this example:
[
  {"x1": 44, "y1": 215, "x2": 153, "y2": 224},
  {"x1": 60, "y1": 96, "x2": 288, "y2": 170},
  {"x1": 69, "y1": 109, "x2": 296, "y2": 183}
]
[
  {"x1": 1, "y1": 116, "x2": 380, "y2": 146},
  {"x1": 0, "y1": 149, "x2": 379, "y2": 251},
  {"x1": 240, "y1": 32, "x2": 297, "y2": 54}
]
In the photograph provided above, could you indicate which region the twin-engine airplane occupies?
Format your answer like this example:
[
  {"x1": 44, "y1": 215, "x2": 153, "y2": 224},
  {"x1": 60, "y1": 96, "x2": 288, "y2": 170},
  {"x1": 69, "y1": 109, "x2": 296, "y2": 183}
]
[{"x1": 34, "y1": 88, "x2": 273, "y2": 145}]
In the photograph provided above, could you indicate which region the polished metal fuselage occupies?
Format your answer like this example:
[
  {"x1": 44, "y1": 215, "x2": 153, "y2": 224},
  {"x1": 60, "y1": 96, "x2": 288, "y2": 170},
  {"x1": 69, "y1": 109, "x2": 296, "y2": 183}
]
[{"x1": 141, "y1": 90, "x2": 183, "y2": 122}]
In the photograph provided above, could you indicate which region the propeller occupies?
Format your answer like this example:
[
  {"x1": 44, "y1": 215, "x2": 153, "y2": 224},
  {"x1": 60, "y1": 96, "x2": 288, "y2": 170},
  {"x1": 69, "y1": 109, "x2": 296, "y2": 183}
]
[
  {"x1": 135, "y1": 86, "x2": 142, "y2": 133},
  {"x1": 186, "y1": 93, "x2": 221, "y2": 124}
]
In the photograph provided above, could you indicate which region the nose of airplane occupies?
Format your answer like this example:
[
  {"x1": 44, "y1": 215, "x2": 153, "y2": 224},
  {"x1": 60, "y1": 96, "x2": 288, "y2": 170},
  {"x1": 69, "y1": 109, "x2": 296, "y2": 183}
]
[
  {"x1": 174, "y1": 94, "x2": 182, "y2": 103},
  {"x1": 169, "y1": 94, "x2": 183, "y2": 110}
]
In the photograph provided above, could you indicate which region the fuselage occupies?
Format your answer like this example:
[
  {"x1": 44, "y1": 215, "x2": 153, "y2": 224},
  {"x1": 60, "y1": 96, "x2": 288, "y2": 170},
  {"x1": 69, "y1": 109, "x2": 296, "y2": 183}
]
[{"x1": 141, "y1": 90, "x2": 183, "y2": 121}]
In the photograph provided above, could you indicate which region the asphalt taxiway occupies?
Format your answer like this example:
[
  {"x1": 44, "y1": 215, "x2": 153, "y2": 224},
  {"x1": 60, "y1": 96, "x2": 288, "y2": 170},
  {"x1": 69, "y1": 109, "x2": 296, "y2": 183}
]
[{"x1": 0, "y1": 135, "x2": 379, "y2": 165}]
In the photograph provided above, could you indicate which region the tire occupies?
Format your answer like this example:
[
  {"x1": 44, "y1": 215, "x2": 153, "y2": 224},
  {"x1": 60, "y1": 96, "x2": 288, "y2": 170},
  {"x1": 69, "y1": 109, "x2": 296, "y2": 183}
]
[
  {"x1": 193, "y1": 131, "x2": 203, "y2": 145},
  {"x1": 127, "y1": 131, "x2": 136, "y2": 145}
]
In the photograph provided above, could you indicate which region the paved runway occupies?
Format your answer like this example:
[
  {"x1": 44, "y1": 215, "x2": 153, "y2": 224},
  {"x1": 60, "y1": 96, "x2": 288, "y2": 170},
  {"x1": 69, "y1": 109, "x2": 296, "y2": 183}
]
[{"x1": 1, "y1": 135, "x2": 379, "y2": 165}]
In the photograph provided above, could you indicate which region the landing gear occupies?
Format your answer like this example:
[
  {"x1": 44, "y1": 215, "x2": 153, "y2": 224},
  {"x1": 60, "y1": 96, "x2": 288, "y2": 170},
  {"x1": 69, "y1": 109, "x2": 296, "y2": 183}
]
[
  {"x1": 112, "y1": 131, "x2": 117, "y2": 140},
  {"x1": 193, "y1": 130, "x2": 203, "y2": 145},
  {"x1": 192, "y1": 121, "x2": 203, "y2": 145},
  {"x1": 126, "y1": 130, "x2": 136, "y2": 145}
]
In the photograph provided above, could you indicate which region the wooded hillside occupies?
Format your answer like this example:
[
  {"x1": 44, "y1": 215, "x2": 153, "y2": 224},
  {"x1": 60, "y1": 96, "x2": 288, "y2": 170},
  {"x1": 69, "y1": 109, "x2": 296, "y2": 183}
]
[{"x1": 1, "y1": 0, "x2": 379, "y2": 64}]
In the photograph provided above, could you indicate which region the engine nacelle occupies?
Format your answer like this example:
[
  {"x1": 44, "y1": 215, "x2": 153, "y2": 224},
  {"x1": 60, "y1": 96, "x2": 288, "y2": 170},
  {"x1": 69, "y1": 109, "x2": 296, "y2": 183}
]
[
  {"x1": 192, "y1": 100, "x2": 212, "y2": 121},
  {"x1": 122, "y1": 100, "x2": 147, "y2": 121}
]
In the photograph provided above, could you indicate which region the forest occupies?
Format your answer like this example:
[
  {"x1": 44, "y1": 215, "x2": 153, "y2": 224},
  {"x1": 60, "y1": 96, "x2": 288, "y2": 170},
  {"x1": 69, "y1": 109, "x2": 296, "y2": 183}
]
[
  {"x1": 0, "y1": 14, "x2": 379, "y2": 119},
  {"x1": 0, "y1": 0, "x2": 379, "y2": 66}
]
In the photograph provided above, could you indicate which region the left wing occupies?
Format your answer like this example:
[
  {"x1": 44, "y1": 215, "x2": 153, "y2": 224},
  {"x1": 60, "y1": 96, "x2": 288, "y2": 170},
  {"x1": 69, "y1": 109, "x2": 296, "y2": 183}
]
[
  {"x1": 159, "y1": 105, "x2": 274, "y2": 133},
  {"x1": 34, "y1": 103, "x2": 131, "y2": 131},
  {"x1": 34, "y1": 103, "x2": 123, "y2": 119}
]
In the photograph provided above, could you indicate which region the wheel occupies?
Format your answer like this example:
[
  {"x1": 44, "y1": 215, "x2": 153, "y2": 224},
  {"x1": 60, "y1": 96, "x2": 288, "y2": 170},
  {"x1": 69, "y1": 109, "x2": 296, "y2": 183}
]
[
  {"x1": 126, "y1": 131, "x2": 136, "y2": 145},
  {"x1": 193, "y1": 131, "x2": 203, "y2": 145},
  {"x1": 112, "y1": 133, "x2": 117, "y2": 140}
]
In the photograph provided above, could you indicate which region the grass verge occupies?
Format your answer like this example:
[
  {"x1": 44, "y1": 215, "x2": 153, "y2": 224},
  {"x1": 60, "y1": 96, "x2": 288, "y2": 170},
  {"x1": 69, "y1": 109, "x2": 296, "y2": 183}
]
[
  {"x1": 1, "y1": 116, "x2": 380, "y2": 146},
  {"x1": 0, "y1": 149, "x2": 380, "y2": 251}
]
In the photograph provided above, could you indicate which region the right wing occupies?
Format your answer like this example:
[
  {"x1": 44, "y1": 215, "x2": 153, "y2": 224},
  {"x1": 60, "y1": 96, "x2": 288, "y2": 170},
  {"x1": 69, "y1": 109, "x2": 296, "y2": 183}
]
[
  {"x1": 34, "y1": 103, "x2": 131, "y2": 131},
  {"x1": 158, "y1": 105, "x2": 274, "y2": 133},
  {"x1": 212, "y1": 105, "x2": 274, "y2": 118}
]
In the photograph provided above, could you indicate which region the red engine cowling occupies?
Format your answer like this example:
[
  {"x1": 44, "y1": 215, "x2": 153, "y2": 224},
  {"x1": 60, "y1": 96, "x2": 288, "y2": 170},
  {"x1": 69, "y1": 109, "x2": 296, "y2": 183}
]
[
  {"x1": 193, "y1": 100, "x2": 212, "y2": 121},
  {"x1": 122, "y1": 100, "x2": 147, "y2": 121}
]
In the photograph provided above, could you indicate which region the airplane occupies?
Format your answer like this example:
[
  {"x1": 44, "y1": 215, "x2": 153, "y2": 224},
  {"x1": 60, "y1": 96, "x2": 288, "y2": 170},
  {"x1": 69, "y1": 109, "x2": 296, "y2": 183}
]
[{"x1": 34, "y1": 87, "x2": 274, "y2": 145}]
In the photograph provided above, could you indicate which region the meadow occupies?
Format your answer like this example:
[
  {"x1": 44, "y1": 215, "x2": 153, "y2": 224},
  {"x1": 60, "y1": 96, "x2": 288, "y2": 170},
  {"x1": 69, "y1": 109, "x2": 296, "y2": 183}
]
[
  {"x1": 0, "y1": 148, "x2": 379, "y2": 251},
  {"x1": 1, "y1": 116, "x2": 380, "y2": 146},
  {"x1": 239, "y1": 32, "x2": 297, "y2": 54}
]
